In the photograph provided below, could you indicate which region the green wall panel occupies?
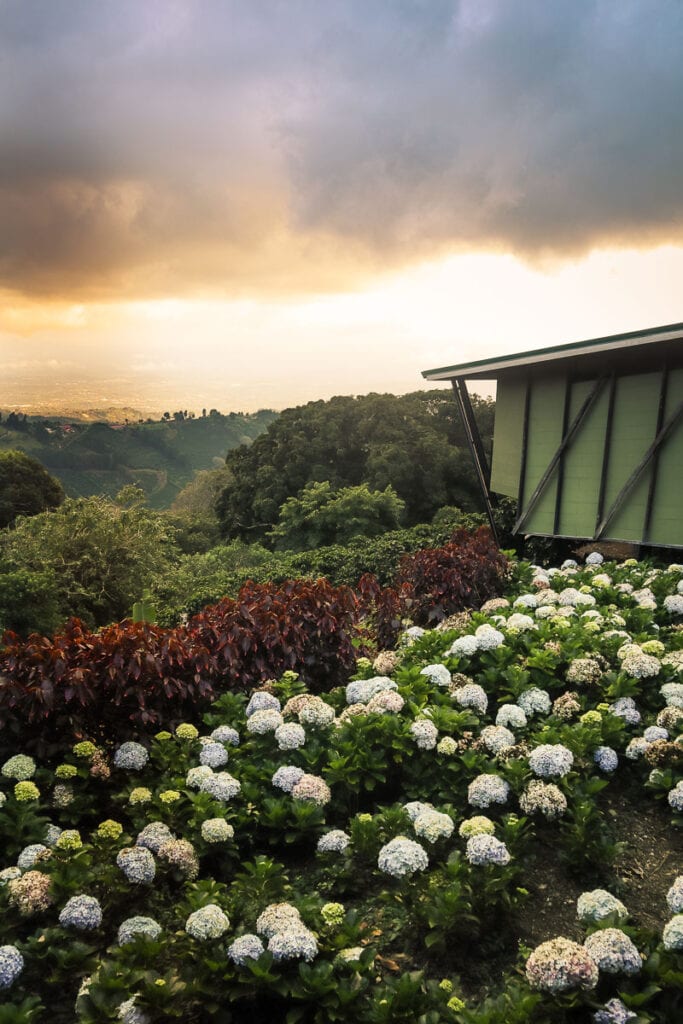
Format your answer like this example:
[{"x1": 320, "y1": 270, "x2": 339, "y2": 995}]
[
  {"x1": 557, "y1": 380, "x2": 609, "y2": 538},
  {"x1": 648, "y1": 368, "x2": 683, "y2": 546},
  {"x1": 523, "y1": 377, "x2": 565, "y2": 535},
  {"x1": 604, "y1": 373, "x2": 660, "y2": 542},
  {"x1": 490, "y1": 377, "x2": 525, "y2": 497}
]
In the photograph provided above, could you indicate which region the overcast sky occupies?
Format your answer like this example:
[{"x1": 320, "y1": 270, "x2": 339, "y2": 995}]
[{"x1": 2, "y1": 0, "x2": 683, "y2": 413}]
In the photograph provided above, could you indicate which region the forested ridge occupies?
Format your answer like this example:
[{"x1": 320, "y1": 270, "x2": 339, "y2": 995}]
[{"x1": 0, "y1": 409, "x2": 277, "y2": 508}]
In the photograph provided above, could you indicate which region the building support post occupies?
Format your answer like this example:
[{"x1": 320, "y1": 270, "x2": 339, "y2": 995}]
[{"x1": 451, "y1": 378, "x2": 499, "y2": 546}]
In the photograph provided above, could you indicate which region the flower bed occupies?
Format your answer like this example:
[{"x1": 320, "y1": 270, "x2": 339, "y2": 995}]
[{"x1": 1, "y1": 553, "x2": 683, "y2": 1021}]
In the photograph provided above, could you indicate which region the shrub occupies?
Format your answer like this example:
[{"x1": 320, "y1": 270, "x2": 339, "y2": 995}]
[
  {"x1": 187, "y1": 578, "x2": 359, "y2": 693},
  {"x1": 0, "y1": 579, "x2": 360, "y2": 753},
  {"x1": 0, "y1": 619, "x2": 213, "y2": 756},
  {"x1": 395, "y1": 527, "x2": 509, "y2": 625}
]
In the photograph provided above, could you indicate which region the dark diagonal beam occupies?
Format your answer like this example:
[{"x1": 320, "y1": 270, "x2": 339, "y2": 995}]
[
  {"x1": 595, "y1": 395, "x2": 683, "y2": 540},
  {"x1": 513, "y1": 375, "x2": 608, "y2": 535}
]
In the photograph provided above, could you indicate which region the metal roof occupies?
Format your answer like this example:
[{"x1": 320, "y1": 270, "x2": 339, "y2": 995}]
[{"x1": 422, "y1": 321, "x2": 683, "y2": 381}]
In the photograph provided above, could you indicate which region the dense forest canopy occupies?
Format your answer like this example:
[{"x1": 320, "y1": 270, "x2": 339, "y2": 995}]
[{"x1": 216, "y1": 390, "x2": 494, "y2": 542}]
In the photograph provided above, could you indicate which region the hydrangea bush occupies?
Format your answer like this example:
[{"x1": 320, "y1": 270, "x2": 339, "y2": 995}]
[{"x1": 1, "y1": 551, "x2": 683, "y2": 1020}]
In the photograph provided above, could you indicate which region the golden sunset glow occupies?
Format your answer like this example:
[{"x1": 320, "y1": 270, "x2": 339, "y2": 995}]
[{"x1": 2, "y1": 2, "x2": 682, "y2": 414}]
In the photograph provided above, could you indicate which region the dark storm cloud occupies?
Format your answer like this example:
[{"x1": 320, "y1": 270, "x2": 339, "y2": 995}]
[{"x1": 2, "y1": 0, "x2": 683, "y2": 298}]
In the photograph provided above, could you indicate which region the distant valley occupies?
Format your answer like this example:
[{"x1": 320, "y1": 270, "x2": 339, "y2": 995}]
[{"x1": 0, "y1": 409, "x2": 278, "y2": 508}]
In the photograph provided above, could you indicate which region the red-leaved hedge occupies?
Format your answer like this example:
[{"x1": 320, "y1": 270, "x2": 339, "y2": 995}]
[
  {"x1": 395, "y1": 526, "x2": 508, "y2": 626},
  {"x1": 0, "y1": 530, "x2": 506, "y2": 751},
  {"x1": 0, "y1": 578, "x2": 359, "y2": 754}
]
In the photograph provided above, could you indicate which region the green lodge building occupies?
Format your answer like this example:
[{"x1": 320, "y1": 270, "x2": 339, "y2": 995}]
[{"x1": 422, "y1": 322, "x2": 683, "y2": 549}]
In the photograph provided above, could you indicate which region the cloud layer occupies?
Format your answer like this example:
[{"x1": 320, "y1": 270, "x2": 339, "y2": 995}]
[{"x1": 3, "y1": 0, "x2": 683, "y2": 299}]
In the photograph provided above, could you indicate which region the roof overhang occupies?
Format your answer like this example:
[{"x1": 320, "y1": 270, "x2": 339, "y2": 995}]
[{"x1": 422, "y1": 322, "x2": 683, "y2": 382}]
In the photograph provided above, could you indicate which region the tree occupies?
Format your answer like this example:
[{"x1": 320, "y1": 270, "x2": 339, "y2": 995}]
[
  {"x1": 268, "y1": 482, "x2": 405, "y2": 551},
  {"x1": 216, "y1": 391, "x2": 494, "y2": 542},
  {"x1": 0, "y1": 450, "x2": 65, "y2": 528},
  {"x1": 0, "y1": 490, "x2": 178, "y2": 628}
]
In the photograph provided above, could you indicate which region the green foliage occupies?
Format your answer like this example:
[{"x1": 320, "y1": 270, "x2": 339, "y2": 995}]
[
  {"x1": 0, "y1": 568, "x2": 62, "y2": 636},
  {"x1": 0, "y1": 410, "x2": 276, "y2": 510},
  {"x1": 0, "y1": 450, "x2": 64, "y2": 528},
  {"x1": 216, "y1": 391, "x2": 494, "y2": 542},
  {"x1": 152, "y1": 512, "x2": 486, "y2": 624},
  {"x1": 0, "y1": 489, "x2": 178, "y2": 629},
  {"x1": 268, "y1": 482, "x2": 406, "y2": 552}
]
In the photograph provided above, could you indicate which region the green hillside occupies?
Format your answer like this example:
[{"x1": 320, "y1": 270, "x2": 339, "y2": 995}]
[{"x1": 0, "y1": 410, "x2": 278, "y2": 508}]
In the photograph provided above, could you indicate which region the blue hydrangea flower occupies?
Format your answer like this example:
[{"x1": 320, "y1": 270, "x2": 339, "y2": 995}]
[
  {"x1": 268, "y1": 927, "x2": 318, "y2": 962},
  {"x1": 17, "y1": 844, "x2": 48, "y2": 870},
  {"x1": 136, "y1": 822, "x2": 174, "y2": 854},
  {"x1": 227, "y1": 933, "x2": 264, "y2": 965},
  {"x1": 116, "y1": 847, "x2": 156, "y2": 884},
  {"x1": 584, "y1": 929, "x2": 641, "y2": 974},
  {"x1": 518, "y1": 688, "x2": 551, "y2": 716},
  {"x1": 529, "y1": 744, "x2": 574, "y2": 779},
  {"x1": 345, "y1": 676, "x2": 397, "y2": 705},
  {"x1": 272, "y1": 765, "x2": 305, "y2": 793},
  {"x1": 467, "y1": 774, "x2": 510, "y2": 808},
  {"x1": 256, "y1": 902, "x2": 303, "y2": 938},
  {"x1": 420, "y1": 664, "x2": 452, "y2": 687},
  {"x1": 466, "y1": 834, "x2": 511, "y2": 865},
  {"x1": 245, "y1": 691, "x2": 281, "y2": 717},
  {"x1": 199, "y1": 742, "x2": 229, "y2": 767},
  {"x1": 594, "y1": 747, "x2": 618, "y2": 772},
  {"x1": 577, "y1": 890, "x2": 628, "y2": 924},
  {"x1": 59, "y1": 894, "x2": 103, "y2": 930},
  {"x1": 0, "y1": 945, "x2": 24, "y2": 989},
  {"x1": 210, "y1": 725, "x2": 240, "y2": 746},
  {"x1": 593, "y1": 997, "x2": 637, "y2": 1023},
  {"x1": 663, "y1": 915, "x2": 683, "y2": 950},
  {"x1": 667, "y1": 876, "x2": 683, "y2": 914},
  {"x1": 200, "y1": 772, "x2": 241, "y2": 802},
  {"x1": 275, "y1": 723, "x2": 306, "y2": 750},
  {"x1": 114, "y1": 742, "x2": 149, "y2": 771},
  {"x1": 317, "y1": 830, "x2": 350, "y2": 853},
  {"x1": 452, "y1": 683, "x2": 488, "y2": 714}
]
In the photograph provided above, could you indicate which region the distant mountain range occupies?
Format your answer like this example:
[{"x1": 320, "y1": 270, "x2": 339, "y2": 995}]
[{"x1": 0, "y1": 409, "x2": 278, "y2": 508}]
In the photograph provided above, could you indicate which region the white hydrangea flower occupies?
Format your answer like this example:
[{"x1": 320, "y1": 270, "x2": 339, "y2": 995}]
[
  {"x1": 409, "y1": 718, "x2": 438, "y2": 750},
  {"x1": 377, "y1": 836, "x2": 428, "y2": 877},
  {"x1": 275, "y1": 723, "x2": 306, "y2": 750},
  {"x1": 412, "y1": 809, "x2": 454, "y2": 844},
  {"x1": 584, "y1": 928, "x2": 641, "y2": 974},
  {"x1": 246, "y1": 709, "x2": 283, "y2": 734},
  {"x1": 577, "y1": 890, "x2": 628, "y2": 924},
  {"x1": 529, "y1": 744, "x2": 574, "y2": 779},
  {"x1": 496, "y1": 704, "x2": 527, "y2": 729},
  {"x1": 185, "y1": 904, "x2": 230, "y2": 940},
  {"x1": 245, "y1": 692, "x2": 281, "y2": 717},
  {"x1": 420, "y1": 664, "x2": 452, "y2": 687},
  {"x1": 467, "y1": 774, "x2": 510, "y2": 808}
]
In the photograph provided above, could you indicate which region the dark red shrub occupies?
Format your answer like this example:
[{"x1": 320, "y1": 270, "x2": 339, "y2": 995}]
[
  {"x1": 187, "y1": 578, "x2": 359, "y2": 693},
  {"x1": 0, "y1": 618, "x2": 213, "y2": 754},
  {"x1": 0, "y1": 577, "x2": 360, "y2": 752},
  {"x1": 357, "y1": 573, "x2": 414, "y2": 651},
  {"x1": 395, "y1": 527, "x2": 508, "y2": 626}
]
